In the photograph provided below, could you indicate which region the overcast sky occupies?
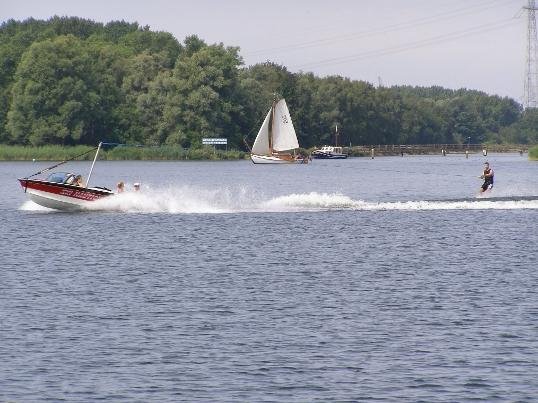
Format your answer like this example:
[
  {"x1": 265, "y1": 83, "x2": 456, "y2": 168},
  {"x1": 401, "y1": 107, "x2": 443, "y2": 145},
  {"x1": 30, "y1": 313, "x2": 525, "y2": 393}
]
[{"x1": 1, "y1": 0, "x2": 530, "y2": 101}]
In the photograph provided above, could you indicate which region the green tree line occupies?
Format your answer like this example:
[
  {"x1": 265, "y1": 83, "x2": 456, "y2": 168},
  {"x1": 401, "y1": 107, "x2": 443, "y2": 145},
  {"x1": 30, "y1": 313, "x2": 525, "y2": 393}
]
[{"x1": 1, "y1": 16, "x2": 537, "y2": 150}]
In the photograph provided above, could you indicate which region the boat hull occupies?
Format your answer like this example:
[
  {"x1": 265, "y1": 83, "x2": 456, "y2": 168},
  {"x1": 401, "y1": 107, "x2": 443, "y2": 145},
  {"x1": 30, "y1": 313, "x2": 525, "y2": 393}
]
[
  {"x1": 18, "y1": 179, "x2": 113, "y2": 211},
  {"x1": 311, "y1": 145, "x2": 348, "y2": 159},
  {"x1": 250, "y1": 154, "x2": 308, "y2": 164},
  {"x1": 311, "y1": 153, "x2": 348, "y2": 159}
]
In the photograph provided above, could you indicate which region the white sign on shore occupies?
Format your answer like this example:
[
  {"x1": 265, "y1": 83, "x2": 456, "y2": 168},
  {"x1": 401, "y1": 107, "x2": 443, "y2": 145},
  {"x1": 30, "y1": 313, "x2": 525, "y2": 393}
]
[{"x1": 202, "y1": 138, "x2": 227, "y2": 145}]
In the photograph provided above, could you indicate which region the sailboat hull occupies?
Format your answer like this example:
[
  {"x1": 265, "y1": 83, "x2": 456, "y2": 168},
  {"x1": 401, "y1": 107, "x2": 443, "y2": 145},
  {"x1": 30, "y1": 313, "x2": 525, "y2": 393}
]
[{"x1": 250, "y1": 154, "x2": 308, "y2": 164}]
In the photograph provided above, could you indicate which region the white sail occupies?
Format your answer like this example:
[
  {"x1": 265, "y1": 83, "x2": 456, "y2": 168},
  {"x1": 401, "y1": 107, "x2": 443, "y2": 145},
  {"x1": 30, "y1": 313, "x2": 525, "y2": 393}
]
[
  {"x1": 251, "y1": 108, "x2": 271, "y2": 155},
  {"x1": 272, "y1": 99, "x2": 299, "y2": 152}
]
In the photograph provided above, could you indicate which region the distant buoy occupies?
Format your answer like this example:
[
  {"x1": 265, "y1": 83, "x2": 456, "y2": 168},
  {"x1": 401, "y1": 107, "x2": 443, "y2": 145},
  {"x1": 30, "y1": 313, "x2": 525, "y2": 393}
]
[
  {"x1": 482, "y1": 149, "x2": 487, "y2": 156},
  {"x1": 32, "y1": 158, "x2": 36, "y2": 162},
  {"x1": 465, "y1": 150, "x2": 469, "y2": 159},
  {"x1": 371, "y1": 148, "x2": 375, "y2": 159}
]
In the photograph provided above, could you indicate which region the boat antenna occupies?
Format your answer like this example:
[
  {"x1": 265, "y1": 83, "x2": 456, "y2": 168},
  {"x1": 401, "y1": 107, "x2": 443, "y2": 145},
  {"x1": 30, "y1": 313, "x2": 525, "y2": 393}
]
[
  {"x1": 85, "y1": 141, "x2": 103, "y2": 188},
  {"x1": 335, "y1": 124, "x2": 339, "y2": 147},
  {"x1": 24, "y1": 145, "x2": 99, "y2": 179}
]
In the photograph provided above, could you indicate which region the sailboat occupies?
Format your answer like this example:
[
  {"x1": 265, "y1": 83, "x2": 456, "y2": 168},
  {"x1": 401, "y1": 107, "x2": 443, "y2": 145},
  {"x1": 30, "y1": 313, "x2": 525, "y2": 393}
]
[{"x1": 250, "y1": 98, "x2": 308, "y2": 164}]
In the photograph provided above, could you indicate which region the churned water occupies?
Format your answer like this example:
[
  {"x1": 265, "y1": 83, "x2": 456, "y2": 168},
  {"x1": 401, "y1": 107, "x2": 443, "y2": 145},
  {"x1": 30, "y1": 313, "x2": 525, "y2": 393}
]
[{"x1": 1, "y1": 154, "x2": 537, "y2": 401}]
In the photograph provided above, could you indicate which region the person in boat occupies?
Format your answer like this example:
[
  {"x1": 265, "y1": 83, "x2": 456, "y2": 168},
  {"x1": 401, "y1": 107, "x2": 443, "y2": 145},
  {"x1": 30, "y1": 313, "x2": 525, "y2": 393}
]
[
  {"x1": 73, "y1": 175, "x2": 83, "y2": 187},
  {"x1": 64, "y1": 173, "x2": 83, "y2": 186},
  {"x1": 480, "y1": 161, "x2": 494, "y2": 192},
  {"x1": 294, "y1": 152, "x2": 309, "y2": 163},
  {"x1": 63, "y1": 173, "x2": 76, "y2": 185},
  {"x1": 117, "y1": 181, "x2": 125, "y2": 193}
]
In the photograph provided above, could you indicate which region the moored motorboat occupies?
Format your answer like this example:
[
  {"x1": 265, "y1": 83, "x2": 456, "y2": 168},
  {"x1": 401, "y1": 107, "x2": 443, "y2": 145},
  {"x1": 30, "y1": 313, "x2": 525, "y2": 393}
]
[
  {"x1": 311, "y1": 145, "x2": 348, "y2": 159},
  {"x1": 18, "y1": 142, "x2": 114, "y2": 211},
  {"x1": 311, "y1": 125, "x2": 348, "y2": 159}
]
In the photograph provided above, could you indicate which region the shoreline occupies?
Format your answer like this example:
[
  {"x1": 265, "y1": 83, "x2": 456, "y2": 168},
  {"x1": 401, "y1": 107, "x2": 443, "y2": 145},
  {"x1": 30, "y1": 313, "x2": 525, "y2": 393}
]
[{"x1": 0, "y1": 144, "x2": 534, "y2": 161}]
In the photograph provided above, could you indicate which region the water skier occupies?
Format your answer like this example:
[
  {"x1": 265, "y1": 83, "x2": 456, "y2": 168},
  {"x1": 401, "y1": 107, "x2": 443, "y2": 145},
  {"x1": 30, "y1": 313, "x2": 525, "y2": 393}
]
[{"x1": 479, "y1": 161, "x2": 494, "y2": 193}]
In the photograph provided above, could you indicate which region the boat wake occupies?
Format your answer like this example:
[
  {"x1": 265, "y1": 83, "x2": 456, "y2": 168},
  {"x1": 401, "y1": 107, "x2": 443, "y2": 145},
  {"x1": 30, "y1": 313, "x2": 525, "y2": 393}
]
[
  {"x1": 19, "y1": 187, "x2": 538, "y2": 213},
  {"x1": 262, "y1": 193, "x2": 538, "y2": 211},
  {"x1": 88, "y1": 186, "x2": 243, "y2": 213},
  {"x1": 19, "y1": 200, "x2": 56, "y2": 212}
]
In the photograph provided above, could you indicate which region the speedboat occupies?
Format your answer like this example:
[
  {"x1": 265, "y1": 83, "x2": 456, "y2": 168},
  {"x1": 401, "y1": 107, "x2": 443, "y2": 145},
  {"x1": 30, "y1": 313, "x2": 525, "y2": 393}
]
[
  {"x1": 311, "y1": 145, "x2": 348, "y2": 159},
  {"x1": 18, "y1": 142, "x2": 114, "y2": 211},
  {"x1": 18, "y1": 172, "x2": 113, "y2": 211}
]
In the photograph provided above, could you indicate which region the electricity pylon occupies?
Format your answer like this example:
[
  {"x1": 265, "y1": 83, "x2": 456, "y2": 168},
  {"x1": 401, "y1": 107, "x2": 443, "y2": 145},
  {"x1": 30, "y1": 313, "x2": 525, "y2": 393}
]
[{"x1": 524, "y1": 0, "x2": 538, "y2": 108}]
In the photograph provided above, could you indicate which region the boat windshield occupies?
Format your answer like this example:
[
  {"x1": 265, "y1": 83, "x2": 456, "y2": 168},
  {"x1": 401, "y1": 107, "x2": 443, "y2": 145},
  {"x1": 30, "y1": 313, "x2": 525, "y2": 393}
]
[{"x1": 46, "y1": 172, "x2": 74, "y2": 184}]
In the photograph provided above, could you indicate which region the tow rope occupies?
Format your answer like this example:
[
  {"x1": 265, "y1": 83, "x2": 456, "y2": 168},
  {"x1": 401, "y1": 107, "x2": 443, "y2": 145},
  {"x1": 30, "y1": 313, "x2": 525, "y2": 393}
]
[{"x1": 24, "y1": 146, "x2": 98, "y2": 180}]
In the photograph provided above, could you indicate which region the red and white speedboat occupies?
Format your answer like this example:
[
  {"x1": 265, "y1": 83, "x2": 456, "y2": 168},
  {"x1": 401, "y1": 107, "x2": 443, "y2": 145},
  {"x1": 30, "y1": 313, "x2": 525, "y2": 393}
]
[
  {"x1": 18, "y1": 142, "x2": 114, "y2": 211},
  {"x1": 18, "y1": 173, "x2": 113, "y2": 211}
]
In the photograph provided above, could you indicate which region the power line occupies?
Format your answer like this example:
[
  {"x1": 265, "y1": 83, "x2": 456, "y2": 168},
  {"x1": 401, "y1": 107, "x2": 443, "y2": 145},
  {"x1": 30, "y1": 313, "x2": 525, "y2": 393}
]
[
  {"x1": 244, "y1": 0, "x2": 516, "y2": 58},
  {"x1": 292, "y1": 18, "x2": 519, "y2": 70}
]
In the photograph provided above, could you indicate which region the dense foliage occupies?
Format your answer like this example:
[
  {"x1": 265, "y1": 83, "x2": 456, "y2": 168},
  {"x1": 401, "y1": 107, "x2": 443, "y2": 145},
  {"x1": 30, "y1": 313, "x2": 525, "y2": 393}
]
[
  {"x1": 0, "y1": 144, "x2": 246, "y2": 161},
  {"x1": 1, "y1": 17, "x2": 537, "y2": 149}
]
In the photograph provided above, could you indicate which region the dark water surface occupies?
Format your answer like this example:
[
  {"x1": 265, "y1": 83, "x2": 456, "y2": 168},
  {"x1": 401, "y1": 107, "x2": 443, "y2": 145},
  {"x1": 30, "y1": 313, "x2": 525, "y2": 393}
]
[{"x1": 1, "y1": 154, "x2": 537, "y2": 401}]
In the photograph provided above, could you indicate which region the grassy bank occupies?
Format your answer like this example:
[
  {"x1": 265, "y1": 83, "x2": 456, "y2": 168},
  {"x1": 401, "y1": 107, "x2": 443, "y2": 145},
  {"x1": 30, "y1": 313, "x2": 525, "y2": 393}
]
[
  {"x1": 0, "y1": 144, "x2": 248, "y2": 161},
  {"x1": 529, "y1": 145, "x2": 538, "y2": 160},
  {"x1": 2, "y1": 143, "x2": 533, "y2": 161}
]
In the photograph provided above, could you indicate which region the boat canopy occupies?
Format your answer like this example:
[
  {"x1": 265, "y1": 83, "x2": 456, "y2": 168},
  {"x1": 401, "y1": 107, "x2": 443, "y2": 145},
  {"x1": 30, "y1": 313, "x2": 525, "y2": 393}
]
[{"x1": 46, "y1": 172, "x2": 77, "y2": 184}]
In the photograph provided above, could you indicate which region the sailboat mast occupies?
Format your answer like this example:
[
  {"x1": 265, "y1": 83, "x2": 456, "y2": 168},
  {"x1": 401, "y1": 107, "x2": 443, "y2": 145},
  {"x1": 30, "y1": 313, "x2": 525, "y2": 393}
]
[{"x1": 269, "y1": 99, "x2": 276, "y2": 153}]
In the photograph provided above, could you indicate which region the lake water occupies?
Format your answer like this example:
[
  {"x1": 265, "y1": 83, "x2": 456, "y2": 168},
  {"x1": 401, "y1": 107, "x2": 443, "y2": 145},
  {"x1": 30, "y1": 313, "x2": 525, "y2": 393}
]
[{"x1": 1, "y1": 153, "x2": 537, "y2": 401}]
